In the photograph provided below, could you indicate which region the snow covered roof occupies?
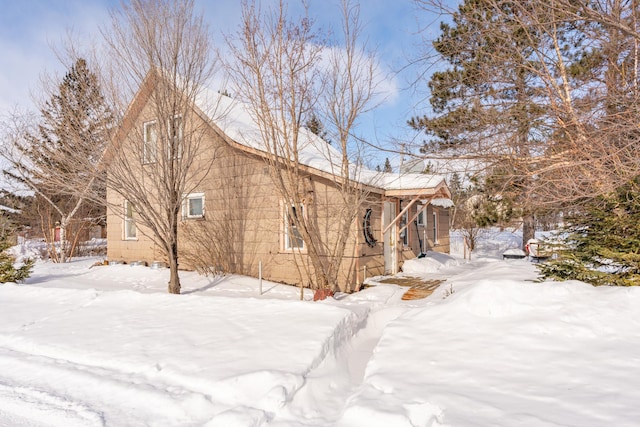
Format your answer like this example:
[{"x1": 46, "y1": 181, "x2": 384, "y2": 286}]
[
  {"x1": 377, "y1": 172, "x2": 447, "y2": 192},
  {"x1": 0, "y1": 204, "x2": 20, "y2": 214},
  {"x1": 431, "y1": 198, "x2": 455, "y2": 208},
  {"x1": 194, "y1": 88, "x2": 449, "y2": 197}
]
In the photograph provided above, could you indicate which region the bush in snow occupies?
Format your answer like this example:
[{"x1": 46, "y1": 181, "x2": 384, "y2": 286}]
[
  {"x1": 442, "y1": 284, "x2": 455, "y2": 299},
  {"x1": 0, "y1": 230, "x2": 34, "y2": 283},
  {"x1": 538, "y1": 178, "x2": 640, "y2": 286}
]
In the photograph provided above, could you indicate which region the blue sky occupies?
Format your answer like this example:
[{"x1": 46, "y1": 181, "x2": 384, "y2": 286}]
[{"x1": 0, "y1": 0, "x2": 445, "y2": 168}]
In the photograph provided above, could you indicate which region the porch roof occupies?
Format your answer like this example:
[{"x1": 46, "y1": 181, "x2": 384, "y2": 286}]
[{"x1": 378, "y1": 173, "x2": 450, "y2": 199}]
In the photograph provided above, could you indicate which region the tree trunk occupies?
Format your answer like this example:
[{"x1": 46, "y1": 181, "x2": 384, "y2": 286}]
[
  {"x1": 168, "y1": 245, "x2": 181, "y2": 294},
  {"x1": 308, "y1": 248, "x2": 329, "y2": 291},
  {"x1": 59, "y1": 218, "x2": 68, "y2": 263},
  {"x1": 522, "y1": 213, "x2": 535, "y2": 249},
  {"x1": 168, "y1": 264, "x2": 181, "y2": 294}
]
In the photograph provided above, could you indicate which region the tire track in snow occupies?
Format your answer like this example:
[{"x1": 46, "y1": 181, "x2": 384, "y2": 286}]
[
  {"x1": 0, "y1": 383, "x2": 104, "y2": 427},
  {"x1": 0, "y1": 348, "x2": 219, "y2": 426}
]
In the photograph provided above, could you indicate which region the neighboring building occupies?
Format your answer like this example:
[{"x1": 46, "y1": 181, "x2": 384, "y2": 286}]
[{"x1": 106, "y1": 75, "x2": 452, "y2": 292}]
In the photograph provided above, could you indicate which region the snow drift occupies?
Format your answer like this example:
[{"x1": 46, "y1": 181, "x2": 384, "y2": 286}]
[
  {"x1": 401, "y1": 252, "x2": 460, "y2": 275},
  {"x1": 339, "y1": 264, "x2": 640, "y2": 427}
]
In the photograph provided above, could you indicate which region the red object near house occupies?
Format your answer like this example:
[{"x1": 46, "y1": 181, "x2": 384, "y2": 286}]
[{"x1": 313, "y1": 289, "x2": 334, "y2": 301}]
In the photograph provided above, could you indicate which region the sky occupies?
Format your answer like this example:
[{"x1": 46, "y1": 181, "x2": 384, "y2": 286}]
[{"x1": 0, "y1": 0, "x2": 447, "y2": 169}]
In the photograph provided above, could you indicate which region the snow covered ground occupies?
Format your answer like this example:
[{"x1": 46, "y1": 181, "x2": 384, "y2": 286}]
[{"x1": 2, "y1": 231, "x2": 640, "y2": 426}]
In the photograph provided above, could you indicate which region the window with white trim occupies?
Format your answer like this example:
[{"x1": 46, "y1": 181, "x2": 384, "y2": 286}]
[
  {"x1": 400, "y1": 207, "x2": 409, "y2": 247},
  {"x1": 143, "y1": 120, "x2": 158, "y2": 163},
  {"x1": 284, "y1": 204, "x2": 304, "y2": 250},
  {"x1": 124, "y1": 200, "x2": 137, "y2": 240},
  {"x1": 168, "y1": 115, "x2": 183, "y2": 159},
  {"x1": 433, "y1": 211, "x2": 438, "y2": 243},
  {"x1": 183, "y1": 193, "x2": 204, "y2": 219},
  {"x1": 416, "y1": 205, "x2": 425, "y2": 226}
]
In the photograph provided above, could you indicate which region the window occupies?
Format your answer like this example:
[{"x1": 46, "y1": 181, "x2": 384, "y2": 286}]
[
  {"x1": 183, "y1": 193, "x2": 205, "y2": 219},
  {"x1": 362, "y1": 208, "x2": 377, "y2": 247},
  {"x1": 143, "y1": 121, "x2": 158, "y2": 163},
  {"x1": 168, "y1": 115, "x2": 183, "y2": 159},
  {"x1": 400, "y1": 207, "x2": 409, "y2": 247},
  {"x1": 416, "y1": 205, "x2": 425, "y2": 226},
  {"x1": 284, "y1": 204, "x2": 304, "y2": 250},
  {"x1": 433, "y1": 211, "x2": 438, "y2": 243},
  {"x1": 124, "y1": 200, "x2": 137, "y2": 240}
]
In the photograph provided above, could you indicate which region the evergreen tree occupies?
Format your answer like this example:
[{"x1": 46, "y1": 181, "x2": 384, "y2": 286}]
[
  {"x1": 305, "y1": 114, "x2": 331, "y2": 144},
  {"x1": 413, "y1": 1, "x2": 640, "y2": 231},
  {"x1": 0, "y1": 223, "x2": 33, "y2": 283},
  {"x1": 449, "y1": 172, "x2": 462, "y2": 194},
  {"x1": 383, "y1": 157, "x2": 392, "y2": 173},
  {"x1": 5, "y1": 58, "x2": 113, "y2": 262},
  {"x1": 410, "y1": 0, "x2": 547, "y2": 247},
  {"x1": 422, "y1": 161, "x2": 434, "y2": 174},
  {"x1": 0, "y1": 190, "x2": 32, "y2": 232},
  {"x1": 539, "y1": 177, "x2": 640, "y2": 286}
]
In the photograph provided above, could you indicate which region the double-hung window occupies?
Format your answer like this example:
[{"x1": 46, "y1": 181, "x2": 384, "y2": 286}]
[
  {"x1": 416, "y1": 205, "x2": 425, "y2": 227},
  {"x1": 433, "y1": 211, "x2": 438, "y2": 243},
  {"x1": 124, "y1": 200, "x2": 137, "y2": 240},
  {"x1": 183, "y1": 193, "x2": 205, "y2": 219},
  {"x1": 143, "y1": 121, "x2": 158, "y2": 163},
  {"x1": 400, "y1": 206, "x2": 409, "y2": 247},
  {"x1": 284, "y1": 204, "x2": 304, "y2": 250}
]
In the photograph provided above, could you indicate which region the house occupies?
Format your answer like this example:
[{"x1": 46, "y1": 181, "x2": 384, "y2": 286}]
[{"x1": 106, "y1": 75, "x2": 452, "y2": 292}]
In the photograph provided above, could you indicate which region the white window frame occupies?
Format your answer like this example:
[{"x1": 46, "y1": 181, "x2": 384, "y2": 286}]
[
  {"x1": 416, "y1": 205, "x2": 425, "y2": 227},
  {"x1": 124, "y1": 200, "x2": 137, "y2": 240},
  {"x1": 143, "y1": 120, "x2": 158, "y2": 164},
  {"x1": 400, "y1": 208, "x2": 409, "y2": 247},
  {"x1": 433, "y1": 211, "x2": 438, "y2": 244},
  {"x1": 183, "y1": 192, "x2": 205, "y2": 219},
  {"x1": 283, "y1": 203, "x2": 305, "y2": 251},
  {"x1": 168, "y1": 115, "x2": 183, "y2": 159}
]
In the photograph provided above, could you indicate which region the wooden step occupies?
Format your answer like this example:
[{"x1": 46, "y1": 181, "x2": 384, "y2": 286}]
[
  {"x1": 375, "y1": 276, "x2": 445, "y2": 300},
  {"x1": 401, "y1": 287, "x2": 436, "y2": 300}
]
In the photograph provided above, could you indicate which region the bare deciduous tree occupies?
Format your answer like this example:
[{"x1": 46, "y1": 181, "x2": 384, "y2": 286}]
[
  {"x1": 414, "y1": 0, "x2": 640, "y2": 220},
  {"x1": 2, "y1": 58, "x2": 113, "y2": 262},
  {"x1": 102, "y1": 0, "x2": 218, "y2": 294},
  {"x1": 226, "y1": 0, "x2": 379, "y2": 291}
]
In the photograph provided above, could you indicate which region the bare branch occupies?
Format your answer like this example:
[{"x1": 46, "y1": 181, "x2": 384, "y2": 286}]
[{"x1": 102, "y1": 0, "x2": 219, "y2": 294}]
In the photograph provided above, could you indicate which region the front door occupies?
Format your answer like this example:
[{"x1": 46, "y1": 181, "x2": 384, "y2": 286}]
[{"x1": 383, "y1": 201, "x2": 397, "y2": 274}]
